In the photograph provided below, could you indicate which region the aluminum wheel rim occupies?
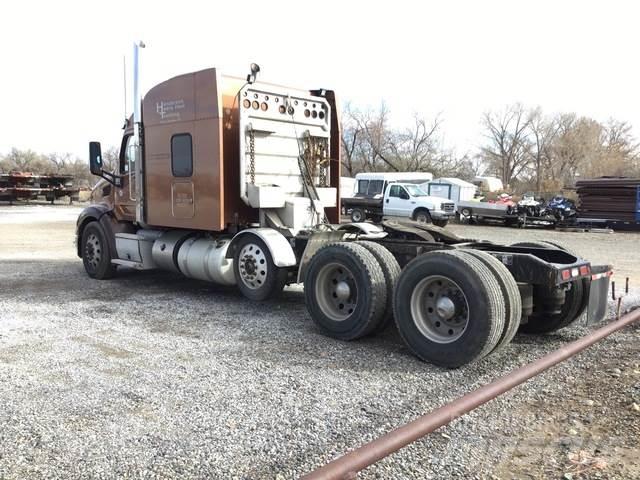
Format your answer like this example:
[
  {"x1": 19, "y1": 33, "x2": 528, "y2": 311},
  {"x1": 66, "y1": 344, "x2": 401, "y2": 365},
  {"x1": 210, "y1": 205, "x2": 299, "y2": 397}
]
[
  {"x1": 314, "y1": 262, "x2": 358, "y2": 322},
  {"x1": 416, "y1": 213, "x2": 429, "y2": 223},
  {"x1": 238, "y1": 243, "x2": 267, "y2": 290},
  {"x1": 85, "y1": 233, "x2": 101, "y2": 270},
  {"x1": 410, "y1": 275, "x2": 469, "y2": 343}
]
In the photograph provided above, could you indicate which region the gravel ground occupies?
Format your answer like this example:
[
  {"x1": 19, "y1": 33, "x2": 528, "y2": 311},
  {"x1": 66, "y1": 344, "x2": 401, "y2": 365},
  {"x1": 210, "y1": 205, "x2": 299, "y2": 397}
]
[{"x1": 0, "y1": 206, "x2": 639, "y2": 479}]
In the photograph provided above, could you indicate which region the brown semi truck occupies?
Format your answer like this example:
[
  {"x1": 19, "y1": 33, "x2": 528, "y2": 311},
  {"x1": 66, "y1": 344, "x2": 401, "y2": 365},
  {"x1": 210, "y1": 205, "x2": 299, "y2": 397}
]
[{"x1": 77, "y1": 52, "x2": 612, "y2": 367}]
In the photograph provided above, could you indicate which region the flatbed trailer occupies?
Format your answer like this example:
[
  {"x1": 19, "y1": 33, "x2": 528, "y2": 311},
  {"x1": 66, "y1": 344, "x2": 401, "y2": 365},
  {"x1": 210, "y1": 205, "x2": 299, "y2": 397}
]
[
  {"x1": 0, "y1": 172, "x2": 79, "y2": 203},
  {"x1": 457, "y1": 200, "x2": 560, "y2": 228},
  {"x1": 76, "y1": 53, "x2": 612, "y2": 368}
]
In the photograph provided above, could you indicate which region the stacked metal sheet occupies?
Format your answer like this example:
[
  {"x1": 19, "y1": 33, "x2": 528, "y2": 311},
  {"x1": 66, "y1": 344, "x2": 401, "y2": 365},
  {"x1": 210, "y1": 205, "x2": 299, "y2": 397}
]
[{"x1": 575, "y1": 177, "x2": 640, "y2": 222}]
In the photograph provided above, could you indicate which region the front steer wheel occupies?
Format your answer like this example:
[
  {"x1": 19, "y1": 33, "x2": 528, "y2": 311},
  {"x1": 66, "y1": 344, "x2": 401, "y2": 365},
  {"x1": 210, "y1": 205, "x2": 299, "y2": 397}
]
[
  {"x1": 393, "y1": 250, "x2": 506, "y2": 368},
  {"x1": 233, "y1": 234, "x2": 288, "y2": 301},
  {"x1": 304, "y1": 242, "x2": 387, "y2": 340},
  {"x1": 81, "y1": 221, "x2": 116, "y2": 279}
]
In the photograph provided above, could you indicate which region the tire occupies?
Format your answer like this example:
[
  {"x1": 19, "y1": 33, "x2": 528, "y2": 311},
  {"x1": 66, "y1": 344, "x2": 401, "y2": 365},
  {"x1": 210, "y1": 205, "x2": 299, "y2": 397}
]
[
  {"x1": 233, "y1": 234, "x2": 288, "y2": 301},
  {"x1": 393, "y1": 250, "x2": 506, "y2": 368},
  {"x1": 355, "y1": 241, "x2": 401, "y2": 332},
  {"x1": 81, "y1": 221, "x2": 116, "y2": 279},
  {"x1": 432, "y1": 219, "x2": 448, "y2": 228},
  {"x1": 511, "y1": 241, "x2": 587, "y2": 333},
  {"x1": 462, "y1": 250, "x2": 522, "y2": 352},
  {"x1": 460, "y1": 207, "x2": 472, "y2": 218},
  {"x1": 413, "y1": 209, "x2": 432, "y2": 223},
  {"x1": 304, "y1": 242, "x2": 387, "y2": 340},
  {"x1": 351, "y1": 208, "x2": 366, "y2": 223}
]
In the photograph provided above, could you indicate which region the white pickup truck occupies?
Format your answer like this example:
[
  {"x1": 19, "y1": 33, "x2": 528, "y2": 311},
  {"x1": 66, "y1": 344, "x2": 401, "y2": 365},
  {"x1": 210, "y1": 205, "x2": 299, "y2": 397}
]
[{"x1": 343, "y1": 181, "x2": 455, "y2": 227}]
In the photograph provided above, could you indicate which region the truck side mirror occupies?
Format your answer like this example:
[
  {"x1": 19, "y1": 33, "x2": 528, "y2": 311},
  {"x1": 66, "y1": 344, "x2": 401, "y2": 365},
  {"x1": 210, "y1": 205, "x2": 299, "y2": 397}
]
[
  {"x1": 89, "y1": 142, "x2": 103, "y2": 176},
  {"x1": 88, "y1": 141, "x2": 121, "y2": 187}
]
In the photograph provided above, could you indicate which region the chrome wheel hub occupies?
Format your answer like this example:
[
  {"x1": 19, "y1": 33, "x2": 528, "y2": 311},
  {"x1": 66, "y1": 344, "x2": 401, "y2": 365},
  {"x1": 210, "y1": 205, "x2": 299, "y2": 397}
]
[
  {"x1": 85, "y1": 233, "x2": 101, "y2": 270},
  {"x1": 238, "y1": 243, "x2": 267, "y2": 290}
]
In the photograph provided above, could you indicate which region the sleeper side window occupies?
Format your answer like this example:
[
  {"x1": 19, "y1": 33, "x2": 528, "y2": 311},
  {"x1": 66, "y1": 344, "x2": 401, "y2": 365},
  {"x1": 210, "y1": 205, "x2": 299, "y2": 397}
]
[
  {"x1": 357, "y1": 180, "x2": 369, "y2": 195},
  {"x1": 171, "y1": 134, "x2": 193, "y2": 177}
]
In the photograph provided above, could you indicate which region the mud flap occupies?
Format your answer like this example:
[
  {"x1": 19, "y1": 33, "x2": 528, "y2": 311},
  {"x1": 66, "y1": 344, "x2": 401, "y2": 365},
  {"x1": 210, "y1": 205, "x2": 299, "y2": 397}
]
[{"x1": 586, "y1": 265, "x2": 613, "y2": 325}]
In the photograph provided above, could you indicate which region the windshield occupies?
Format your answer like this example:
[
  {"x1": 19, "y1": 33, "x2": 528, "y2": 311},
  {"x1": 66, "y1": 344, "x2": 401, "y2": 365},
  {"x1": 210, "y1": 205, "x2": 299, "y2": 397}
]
[{"x1": 405, "y1": 184, "x2": 428, "y2": 197}]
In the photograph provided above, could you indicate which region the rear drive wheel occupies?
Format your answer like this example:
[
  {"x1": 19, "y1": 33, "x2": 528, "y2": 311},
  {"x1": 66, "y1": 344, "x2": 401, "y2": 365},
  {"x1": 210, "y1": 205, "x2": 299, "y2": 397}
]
[
  {"x1": 304, "y1": 242, "x2": 386, "y2": 340},
  {"x1": 463, "y1": 249, "x2": 522, "y2": 351},
  {"x1": 355, "y1": 241, "x2": 401, "y2": 332},
  {"x1": 393, "y1": 250, "x2": 505, "y2": 367},
  {"x1": 351, "y1": 208, "x2": 366, "y2": 223},
  {"x1": 81, "y1": 221, "x2": 116, "y2": 279},
  {"x1": 460, "y1": 207, "x2": 472, "y2": 218},
  {"x1": 233, "y1": 234, "x2": 288, "y2": 301},
  {"x1": 414, "y1": 209, "x2": 432, "y2": 224},
  {"x1": 511, "y1": 241, "x2": 586, "y2": 333}
]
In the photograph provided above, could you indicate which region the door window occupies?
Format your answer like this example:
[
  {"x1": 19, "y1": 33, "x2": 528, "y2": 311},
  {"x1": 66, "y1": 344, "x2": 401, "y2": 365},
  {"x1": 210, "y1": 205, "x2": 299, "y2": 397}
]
[
  {"x1": 389, "y1": 185, "x2": 401, "y2": 197},
  {"x1": 171, "y1": 134, "x2": 193, "y2": 177},
  {"x1": 119, "y1": 135, "x2": 133, "y2": 173}
]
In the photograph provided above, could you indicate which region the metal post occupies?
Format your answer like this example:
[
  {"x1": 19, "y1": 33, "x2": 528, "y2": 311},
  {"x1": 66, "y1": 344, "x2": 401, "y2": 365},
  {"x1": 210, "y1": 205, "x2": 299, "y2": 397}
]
[{"x1": 302, "y1": 308, "x2": 640, "y2": 480}]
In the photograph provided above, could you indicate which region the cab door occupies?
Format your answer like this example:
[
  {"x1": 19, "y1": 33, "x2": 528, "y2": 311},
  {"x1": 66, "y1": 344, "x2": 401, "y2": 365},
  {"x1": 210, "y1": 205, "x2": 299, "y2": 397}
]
[
  {"x1": 113, "y1": 133, "x2": 136, "y2": 222},
  {"x1": 385, "y1": 184, "x2": 412, "y2": 217}
]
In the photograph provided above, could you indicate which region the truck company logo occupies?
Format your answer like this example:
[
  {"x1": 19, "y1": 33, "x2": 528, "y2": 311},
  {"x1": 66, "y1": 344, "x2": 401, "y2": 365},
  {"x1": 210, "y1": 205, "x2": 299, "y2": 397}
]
[{"x1": 156, "y1": 99, "x2": 185, "y2": 122}]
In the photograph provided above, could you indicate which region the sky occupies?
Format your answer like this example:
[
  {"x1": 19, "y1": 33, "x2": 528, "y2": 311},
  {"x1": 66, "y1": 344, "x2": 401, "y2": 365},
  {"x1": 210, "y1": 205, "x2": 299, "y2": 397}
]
[{"x1": 1, "y1": 0, "x2": 639, "y2": 159}]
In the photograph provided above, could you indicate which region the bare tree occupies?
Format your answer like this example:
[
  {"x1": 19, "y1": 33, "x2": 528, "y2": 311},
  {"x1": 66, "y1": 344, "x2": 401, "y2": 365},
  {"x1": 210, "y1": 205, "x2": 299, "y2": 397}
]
[
  {"x1": 528, "y1": 108, "x2": 559, "y2": 192},
  {"x1": 602, "y1": 118, "x2": 639, "y2": 176},
  {"x1": 391, "y1": 114, "x2": 443, "y2": 172},
  {"x1": 480, "y1": 104, "x2": 533, "y2": 188},
  {"x1": 356, "y1": 102, "x2": 400, "y2": 172},
  {"x1": 47, "y1": 152, "x2": 73, "y2": 173}
]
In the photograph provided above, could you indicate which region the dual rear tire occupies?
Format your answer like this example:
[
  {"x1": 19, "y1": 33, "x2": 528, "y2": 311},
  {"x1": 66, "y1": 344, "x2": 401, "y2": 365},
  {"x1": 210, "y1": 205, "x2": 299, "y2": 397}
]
[
  {"x1": 393, "y1": 250, "x2": 517, "y2": 368},
  {"x1": 305, "y1": 243, "x2": 523, "y2": 367},
  {"x1": 303, "y1": 242, "x2": 389, "y2": 340}
]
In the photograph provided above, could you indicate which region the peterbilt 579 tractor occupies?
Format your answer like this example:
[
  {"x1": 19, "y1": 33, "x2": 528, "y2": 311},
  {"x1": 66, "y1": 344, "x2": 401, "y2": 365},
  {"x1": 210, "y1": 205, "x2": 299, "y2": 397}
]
[{"x1": 77, "y1": 56, "x2": 612, "y2": 368}]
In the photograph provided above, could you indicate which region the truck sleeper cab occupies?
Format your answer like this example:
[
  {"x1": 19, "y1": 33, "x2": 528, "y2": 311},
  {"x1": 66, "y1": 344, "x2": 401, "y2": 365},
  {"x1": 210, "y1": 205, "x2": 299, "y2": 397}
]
[{"x1": 77, "y1": 64, "x2": 612, "y2": 368}]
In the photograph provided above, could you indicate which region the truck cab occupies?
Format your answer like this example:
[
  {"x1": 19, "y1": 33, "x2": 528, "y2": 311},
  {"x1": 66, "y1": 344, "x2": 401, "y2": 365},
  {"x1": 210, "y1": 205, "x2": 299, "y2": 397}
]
[{"x1": 384, "y1": 183, "x2": 455, "y2": 226}]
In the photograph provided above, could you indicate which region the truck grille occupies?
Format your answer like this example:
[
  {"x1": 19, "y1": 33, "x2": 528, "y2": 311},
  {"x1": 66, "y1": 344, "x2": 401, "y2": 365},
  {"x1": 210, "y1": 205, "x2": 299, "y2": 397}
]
[{"x1": 441, "y1": 203, "x2": 455, "y2": 213}]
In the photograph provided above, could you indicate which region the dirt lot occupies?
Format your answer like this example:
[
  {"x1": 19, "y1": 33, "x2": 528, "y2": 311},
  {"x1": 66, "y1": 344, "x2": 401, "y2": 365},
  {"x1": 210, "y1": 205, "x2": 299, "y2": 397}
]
[{"x1": 0, "y1": 205, "x2": 638, "y2": 479}]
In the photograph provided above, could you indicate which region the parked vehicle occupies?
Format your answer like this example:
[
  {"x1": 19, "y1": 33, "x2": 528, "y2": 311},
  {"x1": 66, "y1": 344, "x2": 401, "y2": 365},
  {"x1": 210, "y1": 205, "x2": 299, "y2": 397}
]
[
  {"x1": 546, "y1": 195, "x2": 578, "y2": 221},
  {"x1": 343, "y1": 179, "x2": 455, "y2": 226},
  {"x1": 76, "y1": 52, "x2": 612, "y2": 368}
]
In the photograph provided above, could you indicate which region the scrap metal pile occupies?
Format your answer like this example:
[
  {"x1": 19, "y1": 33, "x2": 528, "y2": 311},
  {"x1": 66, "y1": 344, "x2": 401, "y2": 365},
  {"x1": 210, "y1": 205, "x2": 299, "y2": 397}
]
[
  {"x1": 576, "y1": 177, "x2": 640, "y2": 226},
  {"x1": 0, "y1": 171, "x2": 79, "y2": 203}
]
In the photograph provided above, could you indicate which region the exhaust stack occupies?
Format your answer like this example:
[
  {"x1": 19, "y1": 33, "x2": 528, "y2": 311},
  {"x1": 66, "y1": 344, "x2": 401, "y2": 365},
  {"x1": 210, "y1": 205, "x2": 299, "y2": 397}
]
[{"x1": 132, "y1": 40, "x2": 146, "y2": 225}]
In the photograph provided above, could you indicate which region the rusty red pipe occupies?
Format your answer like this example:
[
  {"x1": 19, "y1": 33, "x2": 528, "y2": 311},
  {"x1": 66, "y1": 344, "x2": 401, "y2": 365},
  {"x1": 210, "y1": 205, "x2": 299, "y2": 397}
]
[{"x1": 302, "y1": 308, "x2": 640, "y2": 480}]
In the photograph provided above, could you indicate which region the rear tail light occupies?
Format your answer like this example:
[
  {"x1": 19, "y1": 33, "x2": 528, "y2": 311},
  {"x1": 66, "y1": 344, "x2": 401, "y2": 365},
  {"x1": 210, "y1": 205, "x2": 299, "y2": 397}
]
[
  {"x1": 561, "y1": 269, "x2": 571, "y2": 280},
  {"x1": 579, "y1": 265, "x2": 590, "y2": 276}
]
